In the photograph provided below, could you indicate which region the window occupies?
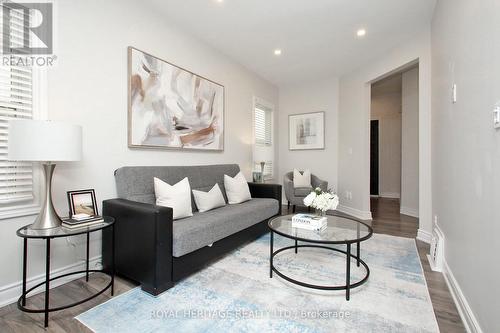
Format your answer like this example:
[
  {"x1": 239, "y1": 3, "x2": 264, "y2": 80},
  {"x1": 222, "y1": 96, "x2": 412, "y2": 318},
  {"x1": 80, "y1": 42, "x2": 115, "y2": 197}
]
[
  {"x1": 253, "y1": 98, "x2": 274, "y2": 179},
  {"x1": 0, "y1": 2, "x2": 39, "y2": 216},
  {"x1": 254, "y1": 106, "x2": 272, "y2": 146}
]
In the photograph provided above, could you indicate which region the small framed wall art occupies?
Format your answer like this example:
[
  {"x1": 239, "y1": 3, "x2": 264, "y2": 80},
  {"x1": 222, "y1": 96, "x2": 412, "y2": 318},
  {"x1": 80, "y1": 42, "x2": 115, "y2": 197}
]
[
  {"x1": 288, "y1": 111, "x2": 325, "y2": 150},
  {"x1": 67, "y1": 189, "x2": 98, "y2": 216}
]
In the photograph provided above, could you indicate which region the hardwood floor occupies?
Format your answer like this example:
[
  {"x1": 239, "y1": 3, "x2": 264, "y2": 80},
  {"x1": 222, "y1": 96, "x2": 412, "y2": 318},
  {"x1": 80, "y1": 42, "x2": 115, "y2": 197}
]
[
  {"x1": 369, "y1": 198, "x2": 466, "y2": 332},
  {"x1": 0, "y1": 199, "x2": 465, "y2": 332},
  {"x1": 369, "y1": 197, "x2": 419, "y2": 238},
  {"x1": 291, "y1": 198, "x2": 466, "y2": 333}
]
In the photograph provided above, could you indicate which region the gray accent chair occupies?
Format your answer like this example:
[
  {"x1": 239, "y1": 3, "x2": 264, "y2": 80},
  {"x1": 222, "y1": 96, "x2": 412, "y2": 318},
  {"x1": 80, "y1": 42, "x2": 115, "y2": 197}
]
[{"x1": 283, "y1": 171, "x2": 328, "y2": 212}]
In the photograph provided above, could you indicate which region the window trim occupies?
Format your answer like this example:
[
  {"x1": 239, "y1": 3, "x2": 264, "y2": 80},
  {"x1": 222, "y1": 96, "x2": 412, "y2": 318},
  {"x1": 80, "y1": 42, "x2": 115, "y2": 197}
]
[
  {"x1": 253, "y1": 96, "x2": 275, "y2": 180},
  {"x1": 0, "y1": 67, "x2": 46, "y2": 220}
]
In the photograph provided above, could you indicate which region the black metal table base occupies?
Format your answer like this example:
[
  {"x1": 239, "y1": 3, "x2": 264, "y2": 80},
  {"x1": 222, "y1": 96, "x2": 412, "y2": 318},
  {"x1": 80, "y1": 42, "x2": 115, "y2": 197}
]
[
  {"x1": 270, "y1": 237, "x2": 370, "y2": 300},
  {"x1": 17, "y1": 222, "x2": 115, "y2": 328},
  {"x1": 17, "y1": 269, "x2": 114, "y2": 313}
]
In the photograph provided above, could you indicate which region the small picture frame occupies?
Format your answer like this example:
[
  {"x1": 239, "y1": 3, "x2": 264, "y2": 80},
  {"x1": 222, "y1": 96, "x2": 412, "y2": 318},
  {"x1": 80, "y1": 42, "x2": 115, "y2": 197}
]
[{"x1": 67, "y1": 189, "x2": 98, "y2": 217}]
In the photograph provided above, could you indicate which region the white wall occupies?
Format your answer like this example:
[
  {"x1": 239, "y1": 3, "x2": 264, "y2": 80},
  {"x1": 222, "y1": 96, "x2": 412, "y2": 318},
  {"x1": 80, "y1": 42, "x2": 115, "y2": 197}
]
[
  {"x1": 401, "y1": 68, "x2": 419, "y2": 217},
  {"x1": 371, "y1": 86, "x2": 402, "y2": 198},
  {"x1": 432, "y1": 0, "x2": 499, "y2": 331},
  {"x1": 0, "y1": 0, "x2": 278, "y2": 305},
  {"x1": 278, "y1": 78, "x2": 339, "y2": 199},
  {"x1": 337, "y1": 29, "x2": 432, "y2": 228}
]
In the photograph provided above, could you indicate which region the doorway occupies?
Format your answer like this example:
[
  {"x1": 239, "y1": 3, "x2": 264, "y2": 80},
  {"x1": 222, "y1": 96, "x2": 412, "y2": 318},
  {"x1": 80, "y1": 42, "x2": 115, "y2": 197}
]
[{"x1": 369, "y1": 66, "x2": 419, "y2": 223}]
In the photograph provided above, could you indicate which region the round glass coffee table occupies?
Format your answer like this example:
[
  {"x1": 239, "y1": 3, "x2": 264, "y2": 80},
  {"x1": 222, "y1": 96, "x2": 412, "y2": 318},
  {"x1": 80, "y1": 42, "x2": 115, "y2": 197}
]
[{"x1": 268, "y1": 214, "x2": 373, "y2": 300}]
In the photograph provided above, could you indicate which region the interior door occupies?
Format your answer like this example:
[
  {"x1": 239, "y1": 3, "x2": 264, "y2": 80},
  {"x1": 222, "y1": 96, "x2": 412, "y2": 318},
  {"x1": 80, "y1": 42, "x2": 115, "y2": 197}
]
[{"x1": 370, "y1": 120, "x2": 379, "y2": 196}]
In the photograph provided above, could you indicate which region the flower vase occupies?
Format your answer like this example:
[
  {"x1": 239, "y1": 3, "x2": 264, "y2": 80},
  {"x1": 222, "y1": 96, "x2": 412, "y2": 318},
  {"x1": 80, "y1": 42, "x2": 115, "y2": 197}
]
[{"x1": 315, "y1": 208, "x2": 326, "y2": 217}]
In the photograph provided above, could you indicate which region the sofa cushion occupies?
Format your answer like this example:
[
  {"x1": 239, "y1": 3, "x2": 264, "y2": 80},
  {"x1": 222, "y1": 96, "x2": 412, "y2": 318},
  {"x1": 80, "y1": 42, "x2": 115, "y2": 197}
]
[
  {"x1": 114, "y1": 164, "x2": 240, "y2": 211},
  {"x1": 172, "y1": 198, "x2": 279, "y2": 257},
  {"x1": 192, "y1": 183, "x2": 226, "y2": 213},
  {"x1": 154, "y1": 177, "x2": 193, "y2": 220},
  {"x1": 294, "y1": 187, "x2": 312, "y2": 197},
  {"x1": 224, "y1": 172, "x2": 251, "y2": 204}
]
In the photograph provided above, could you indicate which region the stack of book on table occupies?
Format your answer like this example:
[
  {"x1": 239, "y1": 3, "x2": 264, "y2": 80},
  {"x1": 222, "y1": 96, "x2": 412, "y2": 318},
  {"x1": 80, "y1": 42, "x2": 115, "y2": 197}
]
[
  {"x1": 292, "y1": 214, "x2": 327, "y2": 231},
  {"x1": 62, "y1": 213, "x2": 104, "y2": 229}
]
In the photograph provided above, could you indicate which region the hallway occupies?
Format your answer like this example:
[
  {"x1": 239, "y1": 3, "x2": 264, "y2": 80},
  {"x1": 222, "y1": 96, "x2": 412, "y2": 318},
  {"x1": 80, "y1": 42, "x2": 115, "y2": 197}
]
[{"x1": 370, "y1": 197, "x2": 418, "y2": 238}]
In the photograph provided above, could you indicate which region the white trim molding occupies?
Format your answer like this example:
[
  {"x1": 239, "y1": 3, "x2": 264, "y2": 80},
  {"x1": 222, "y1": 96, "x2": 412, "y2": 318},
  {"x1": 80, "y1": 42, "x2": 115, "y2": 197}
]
[
  {"x1": 416, "y1": 228, "x2": 432, "y2": 243},
  {"x1": 0, "y1": 255, "x2": 102, "y2": 308},
  {"x1": 400, "y1": 206, "x2": 419, "y2": 218},
  {"x1": 379, "y1": 192, "x2": 401, "y2": 199},
  {"x1": 336, "y1": 205, "x2": 372, "y2": 220},
  {"x1": 443, "y1": 260, "x2": 484, "y2": 333}
]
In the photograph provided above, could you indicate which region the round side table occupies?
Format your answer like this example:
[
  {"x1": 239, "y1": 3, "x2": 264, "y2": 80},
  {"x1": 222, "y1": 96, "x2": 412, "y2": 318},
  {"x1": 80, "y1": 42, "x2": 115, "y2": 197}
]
[{"x1": 16, "y1": 217, "x2": 115, "y2": 328}]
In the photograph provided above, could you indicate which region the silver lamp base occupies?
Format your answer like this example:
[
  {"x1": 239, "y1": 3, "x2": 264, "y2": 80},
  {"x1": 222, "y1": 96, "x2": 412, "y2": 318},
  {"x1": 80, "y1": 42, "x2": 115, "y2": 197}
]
[{"x1": 30, "y1": 163, "x2": 62, "y2": 230}]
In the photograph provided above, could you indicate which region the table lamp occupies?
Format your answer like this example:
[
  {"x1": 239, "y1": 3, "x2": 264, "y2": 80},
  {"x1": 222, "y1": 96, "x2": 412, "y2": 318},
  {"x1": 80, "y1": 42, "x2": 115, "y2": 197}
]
[{"x1": 8, "y1": 120, "x2": 82, "y2": 229}]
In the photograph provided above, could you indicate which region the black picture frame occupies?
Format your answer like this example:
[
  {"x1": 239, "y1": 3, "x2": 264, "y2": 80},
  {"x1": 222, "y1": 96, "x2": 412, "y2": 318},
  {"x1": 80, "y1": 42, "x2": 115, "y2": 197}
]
[{"x1": 67, "y1": 189, "x2": 98, "y2": 217}]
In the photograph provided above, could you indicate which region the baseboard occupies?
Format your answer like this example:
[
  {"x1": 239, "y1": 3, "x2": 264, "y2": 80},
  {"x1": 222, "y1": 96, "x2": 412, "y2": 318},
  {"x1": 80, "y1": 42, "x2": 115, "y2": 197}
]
[
  {"x1": 0, "y1": 255, "x2": 102, "y2": 308},
  {"x1": 379, "y1": 192, "x2": 400, "y2": 199},
  {"x1": 416, "y1": 228, "x2": 431, "y2": 243},
  {"x1": 443, "y1": 260, "x2": 484, "y2": 333},
  {"x1": 336, "y1": 205, "x2": 372, "y2": 220},
  {"x1": 400, "y1": 206, "x2": 419, "y2": 218},
  {"x1": 426, "y1": 254, "x2": 442, "y2": 272}
]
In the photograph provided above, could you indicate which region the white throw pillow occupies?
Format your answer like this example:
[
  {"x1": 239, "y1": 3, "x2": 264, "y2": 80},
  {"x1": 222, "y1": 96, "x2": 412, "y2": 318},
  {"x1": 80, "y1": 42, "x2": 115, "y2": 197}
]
[
  {"x1": 154, "y1": 177, "x2": 193, "y2": 220},
  {"x1": 192, "y1": 183, "x2": 226, "y2": 213},
  {"x1": 293, "y1": 169, "x2": 311, "y2": 188},
  {"x1": 224, "y1": 172, "x2": 251, "y2": 204}
]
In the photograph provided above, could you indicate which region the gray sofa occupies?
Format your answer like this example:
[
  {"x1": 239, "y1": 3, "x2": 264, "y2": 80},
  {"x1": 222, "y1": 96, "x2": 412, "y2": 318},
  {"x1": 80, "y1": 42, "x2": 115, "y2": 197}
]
[
  {"x1": 102, "y1": 164, "x2": 281, "y2": 295},
  {"x1": 283, "y1": 171, "x2": 328, "y2": 212}
]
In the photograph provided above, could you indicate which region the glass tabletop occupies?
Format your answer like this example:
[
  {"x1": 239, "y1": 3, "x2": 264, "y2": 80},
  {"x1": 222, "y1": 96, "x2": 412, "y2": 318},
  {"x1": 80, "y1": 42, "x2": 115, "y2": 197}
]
[
  {"x1": 16, "y1": 216, "x2": 114, "y2": 239},
  {"x1": 268, "y1": 214, "x2": 373, "y2": 244}
]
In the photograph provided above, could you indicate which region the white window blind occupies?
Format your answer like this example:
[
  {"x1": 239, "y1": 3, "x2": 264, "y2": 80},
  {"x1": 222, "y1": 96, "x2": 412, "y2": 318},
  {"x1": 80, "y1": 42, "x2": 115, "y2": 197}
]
[
  {"x1": 254, "y1": 106, "x2": 272, "y2": 146},
  {"x1": 0, "y1": 3, "x2": 34, "y2": 204},
  {"x1": 253, "y1": 99, "x2": 274, "y2": 180}
]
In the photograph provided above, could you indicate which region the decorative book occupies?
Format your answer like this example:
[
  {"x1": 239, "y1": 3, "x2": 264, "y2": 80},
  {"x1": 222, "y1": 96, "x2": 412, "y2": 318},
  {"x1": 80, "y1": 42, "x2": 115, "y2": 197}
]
[
  {"x1": 291, "y1": 214, "x2": 327, "y2": 231},
  {"x1": 62, "y1": 215, "x2": 104, "y2": 229}
]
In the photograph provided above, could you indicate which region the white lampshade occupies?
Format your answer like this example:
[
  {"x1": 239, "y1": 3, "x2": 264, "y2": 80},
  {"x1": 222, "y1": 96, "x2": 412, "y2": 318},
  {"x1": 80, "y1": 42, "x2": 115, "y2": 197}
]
[{"x1": 8, "y1": 120, "x2": 82, "y2": 161}]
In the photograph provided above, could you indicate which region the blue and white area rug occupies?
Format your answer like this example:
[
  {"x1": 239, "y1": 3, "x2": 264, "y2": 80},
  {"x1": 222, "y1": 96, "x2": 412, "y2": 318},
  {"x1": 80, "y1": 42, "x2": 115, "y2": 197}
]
[{"x1": 77, "y1": 233, "x2": 439, "y2": 332}]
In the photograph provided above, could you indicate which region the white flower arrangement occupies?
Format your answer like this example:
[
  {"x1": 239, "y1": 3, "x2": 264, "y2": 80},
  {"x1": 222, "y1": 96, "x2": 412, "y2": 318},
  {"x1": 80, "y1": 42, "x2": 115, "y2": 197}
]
[{"x1": 303, "y1": 187, "x2": 339, "y2": 212}]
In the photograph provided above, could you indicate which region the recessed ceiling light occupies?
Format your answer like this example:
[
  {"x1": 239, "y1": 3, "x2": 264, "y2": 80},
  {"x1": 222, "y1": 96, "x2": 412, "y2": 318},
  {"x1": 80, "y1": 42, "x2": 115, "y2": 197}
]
[
  {"x1": 274, "y1": 49, "x2": 282, "y2": 56},
  {"x1": 215, "y1": 0, "x2": 223, "y2": 3},
  {"x1": 357, "y1": 29, "x2": 366, "y2": 37}
]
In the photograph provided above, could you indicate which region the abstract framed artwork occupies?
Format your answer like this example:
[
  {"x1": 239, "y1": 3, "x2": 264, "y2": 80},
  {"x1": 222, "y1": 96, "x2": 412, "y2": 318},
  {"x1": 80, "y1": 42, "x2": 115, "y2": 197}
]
[
  {"x1": 288, "y1": 111, "x2": 325, "y2": 150},
  {"x1": 128, "y1": 47, "x2": 224, "y2": 150}
]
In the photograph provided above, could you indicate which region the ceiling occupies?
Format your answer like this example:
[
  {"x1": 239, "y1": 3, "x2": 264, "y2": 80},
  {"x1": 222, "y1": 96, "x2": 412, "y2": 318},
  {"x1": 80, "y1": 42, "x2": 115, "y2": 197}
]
[{"x1": 147, "y1": 0, "x2": 436, "y2": 86}]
